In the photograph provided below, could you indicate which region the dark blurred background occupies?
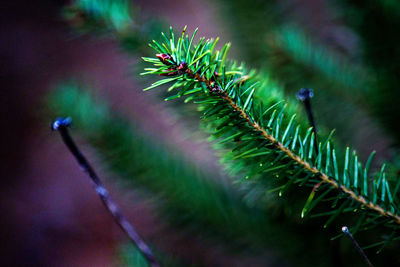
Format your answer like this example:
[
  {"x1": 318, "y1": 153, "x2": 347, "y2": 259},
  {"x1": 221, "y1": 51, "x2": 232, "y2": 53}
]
[
  {"x1": 0, "y1": 1, "x2": 235, "y2": 266},
  {"x1": 1, "y1": 0, "x2": 399, "y2": 266}
]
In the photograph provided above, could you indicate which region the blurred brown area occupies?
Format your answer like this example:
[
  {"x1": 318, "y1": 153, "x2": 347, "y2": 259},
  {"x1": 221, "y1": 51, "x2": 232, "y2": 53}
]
[
  {"x1": 0, "y1": 0, "x2": 266, "y2": 266},
  {"x1": 0, "y1": 1, "x2": 139, "y2": 266}
]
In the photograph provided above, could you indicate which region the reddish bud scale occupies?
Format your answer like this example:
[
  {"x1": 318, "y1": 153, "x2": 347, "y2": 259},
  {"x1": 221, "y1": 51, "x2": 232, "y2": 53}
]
[
  {"x1": 159, "y1": 68, "x2": 178, "y2": 76},
  {"x1": 156, "y1": 53, "x2": 173, "y2": 65},
  {"x1": 178, "y1": 62, "x2": 188, "y2": 71},
  {"x1": 156, "y1": 54, "x2": 222, "y2": 94},
  {"x1": 159, "y1": 61, "x2": 188, "y2": 76}
]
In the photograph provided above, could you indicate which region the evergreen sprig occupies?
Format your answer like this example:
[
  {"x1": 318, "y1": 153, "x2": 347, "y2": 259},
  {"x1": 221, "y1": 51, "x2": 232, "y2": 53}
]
[{"x1": 142, "y1": 27, "x2": 400, "y2": 245}]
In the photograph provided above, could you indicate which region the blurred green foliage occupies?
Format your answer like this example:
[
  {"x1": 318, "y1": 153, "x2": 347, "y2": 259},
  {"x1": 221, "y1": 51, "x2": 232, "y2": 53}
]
[
  {"x1": 49, "y1": 84, "x2": 386, "y2": 266},
  {"x1": 334, "y1": 0, "x2": 400, "y2": 144}
]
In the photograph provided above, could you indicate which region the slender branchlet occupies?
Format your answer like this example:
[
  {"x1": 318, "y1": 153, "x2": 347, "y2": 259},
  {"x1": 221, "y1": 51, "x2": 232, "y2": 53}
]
[
  {"x1": 297, "y1": 88, "x2": 318, "y2": 154},
  {"x1": 52, "y1": 117, "x2": 159, "y2": 267},
  {"x1": 342, "y1": 226, "x2": 374, "y2": 267}
]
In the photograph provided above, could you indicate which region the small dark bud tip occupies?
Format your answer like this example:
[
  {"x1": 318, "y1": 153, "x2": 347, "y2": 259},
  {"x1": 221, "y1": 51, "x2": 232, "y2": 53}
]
[
  {"x1": 210, "y1": 85, "x2": 222, "y2": 94},
  {"x1": 297, "y1": 88, "x2": 314, "y2": 101},
  {"x1": 156, "y1": 53, "x2": 173, "y2": 65},
  {"x1": 52, "y1": 117, "x2": 71, "y2": 131},
  {"x1": 178, "y1": 61, "x2": 188, "y2": 71}
]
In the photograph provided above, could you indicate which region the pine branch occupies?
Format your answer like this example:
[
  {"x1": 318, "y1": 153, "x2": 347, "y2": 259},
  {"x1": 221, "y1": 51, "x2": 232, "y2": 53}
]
[{"x1": 142, "y1": 27, "x2": 400, "y2": 245}]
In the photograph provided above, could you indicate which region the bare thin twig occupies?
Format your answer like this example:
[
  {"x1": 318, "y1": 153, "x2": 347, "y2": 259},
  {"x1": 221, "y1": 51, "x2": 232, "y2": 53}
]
[
  {"x1": 52, "y1": 117, "x2": 160, "y2": 267},
  {"x1": 297, "y1": 88, "x2": 319, "y2": 154},
  {"x1": 342, "y1": 226, "x2": 374, "y2": 267}
]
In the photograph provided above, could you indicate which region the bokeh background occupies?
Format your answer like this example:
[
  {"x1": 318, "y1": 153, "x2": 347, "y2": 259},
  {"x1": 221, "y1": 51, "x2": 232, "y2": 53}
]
[
  {"x1": 0, "y1": 1, "x2": 242, "y2": 266},
  {"x1": 1, "y1": 0, "x2": 399, "y2": 266}
]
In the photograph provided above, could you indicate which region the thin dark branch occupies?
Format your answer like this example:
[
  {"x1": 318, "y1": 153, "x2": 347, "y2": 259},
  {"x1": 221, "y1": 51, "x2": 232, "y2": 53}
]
[
  {"x1": 297, "y1": 88, "x2": 319, "y2": 154},
  {"x1": 52, "y1": 117, "x2": 160, "y2": 267},
  {"x1": 342, "y1": 226, "x2": 374, "y2": 267}
]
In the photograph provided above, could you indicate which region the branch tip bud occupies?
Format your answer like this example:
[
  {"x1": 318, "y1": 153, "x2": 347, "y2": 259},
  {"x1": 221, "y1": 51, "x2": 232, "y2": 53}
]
[
  {"x1": 297, "y1": 88, "x2": 314, "y2": 101},
  {"x1": 51, "y1": 117, "x2": 71, "y2": 131}
]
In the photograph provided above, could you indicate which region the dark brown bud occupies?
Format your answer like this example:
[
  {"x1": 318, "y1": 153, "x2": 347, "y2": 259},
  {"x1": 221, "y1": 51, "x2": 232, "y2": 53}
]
[
  {"x1": 210, "y1": 85, "x2": 222, "y2": 94},
  {"x1": 156, "y1": 53, "x2": 173, "y2": 65},
  {"x1": 178, "y1": 62, "x2": 188, "y2": 71}
]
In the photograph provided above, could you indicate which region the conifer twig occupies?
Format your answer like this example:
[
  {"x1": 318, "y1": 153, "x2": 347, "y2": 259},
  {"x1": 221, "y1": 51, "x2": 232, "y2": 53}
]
[
  {"x1": 51, "y1": 117, "x2": 159, "y2": 267},
  {"x1": 342, "y1": 226, "x2": 374, "y2": 267},
  {"x1": 149, "y1": 51, "x2": 400, "y2": 225}
]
